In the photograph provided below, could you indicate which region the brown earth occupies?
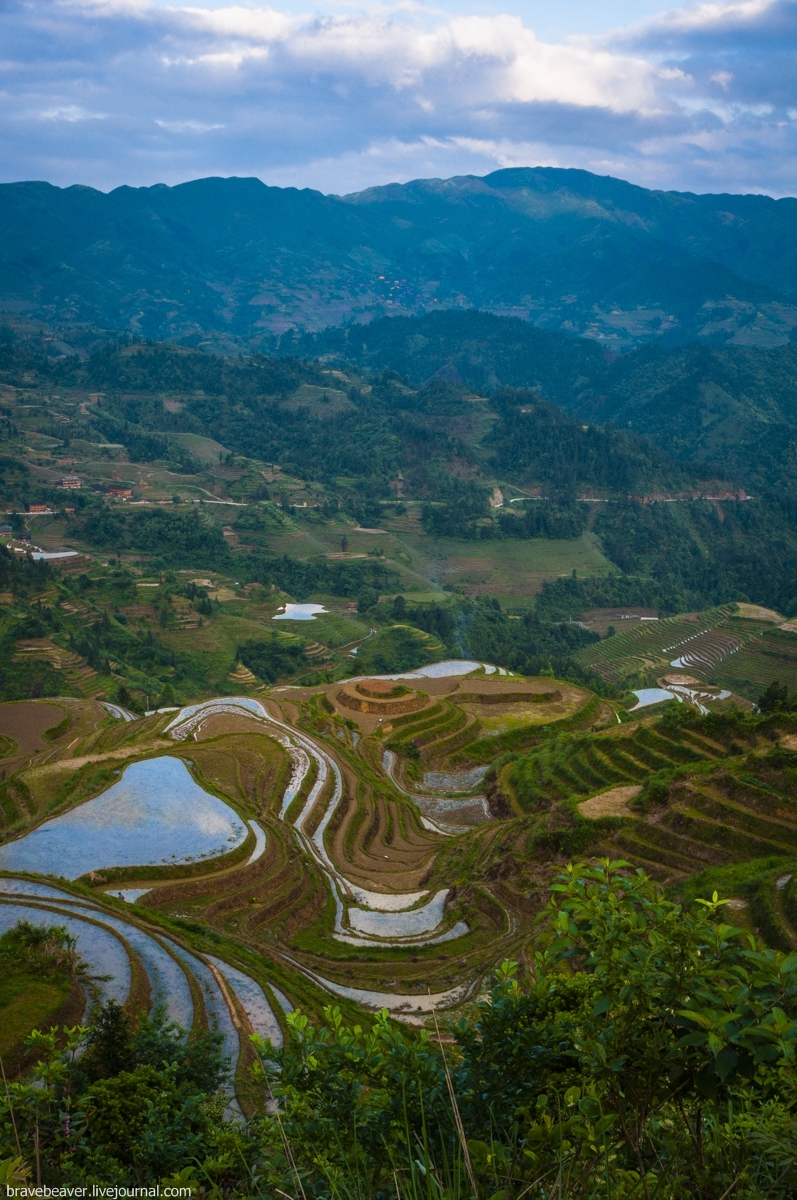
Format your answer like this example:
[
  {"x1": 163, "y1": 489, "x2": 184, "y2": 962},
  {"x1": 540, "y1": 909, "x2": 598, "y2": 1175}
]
[
  {"x1": 191, "y1": 712, "x2": 267, "y2": 739},
  {"x1": 336, "y1": 682, "x2": 427, "y2": 716},
  {"x1": 0, "y1": 700, "x2": 68, "y2": 758},
  {"x1": 578, "y1": 785, "x2": 642, "y2": 819}
]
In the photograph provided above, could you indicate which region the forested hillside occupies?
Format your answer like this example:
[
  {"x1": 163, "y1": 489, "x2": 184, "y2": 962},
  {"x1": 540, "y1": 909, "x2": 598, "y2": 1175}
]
[
  {"x1": 4, "y1": 330, "x2": 797, "y2": 630},
  {"x1": 301, "y1": 310, "x2": 797, "y2": 497},
  {"x1": 2, "y1": 167, "x2": 797, "y2": 348}
]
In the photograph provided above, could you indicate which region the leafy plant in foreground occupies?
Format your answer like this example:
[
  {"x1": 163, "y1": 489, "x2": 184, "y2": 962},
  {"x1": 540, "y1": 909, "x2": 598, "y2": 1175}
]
[{"x1": 3, "y1": 866, "x2": 796, "y2": 1196}]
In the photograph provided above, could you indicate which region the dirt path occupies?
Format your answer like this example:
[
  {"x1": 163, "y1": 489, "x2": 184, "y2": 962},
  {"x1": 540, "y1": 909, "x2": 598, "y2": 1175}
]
[{"x1": 25, "y1": 745, "x2": 163, "y2": 777}]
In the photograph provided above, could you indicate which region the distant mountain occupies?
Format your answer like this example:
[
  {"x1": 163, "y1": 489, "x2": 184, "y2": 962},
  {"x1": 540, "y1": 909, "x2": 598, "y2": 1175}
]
[
  {"x1": 575, "y1": 341, "x2": 797, "y2": 494},
  {"x1": 291, "y1": 309, "x2": 606, "y2": 398},
  {"x1": 2, "y1": 168, "x2": 797, "y2": 349},
  {"x1": 298, "y1": 310, "x2": 797, "y2": 495}
]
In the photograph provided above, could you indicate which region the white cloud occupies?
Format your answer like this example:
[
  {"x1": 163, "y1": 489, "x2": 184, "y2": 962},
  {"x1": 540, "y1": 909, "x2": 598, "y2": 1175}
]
[
  {"x1": 182, "y1": 5, "x2": 294, "y2": 40},
  {"x1": 155, "y1": 117, "x2": 225, "y2": 129},
  {"x1": 0, "y1": 0, "x2": 794, "y2": 195},
  {"x1": 39, "y1": 105, "x2": 107, "y2": 121}
]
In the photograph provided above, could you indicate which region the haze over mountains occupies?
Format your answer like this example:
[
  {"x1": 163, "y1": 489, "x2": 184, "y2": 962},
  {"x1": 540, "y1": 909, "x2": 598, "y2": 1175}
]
[{"x1": 3, "y1": 167, "x2": 797, "y2": 351}]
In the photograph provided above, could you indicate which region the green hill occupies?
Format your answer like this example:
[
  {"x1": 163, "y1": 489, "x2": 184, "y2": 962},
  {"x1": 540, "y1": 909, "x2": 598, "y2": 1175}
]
[
  {"x1": 300, "y1": 310, "x2": 797, "y2": 497},
  {"x1": 2, "y1": 167, "x2": 797, "y2": 349}
]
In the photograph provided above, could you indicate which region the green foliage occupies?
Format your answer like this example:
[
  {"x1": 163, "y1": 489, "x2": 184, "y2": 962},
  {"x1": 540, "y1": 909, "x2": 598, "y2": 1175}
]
[
  {"x1": 0, "y1": 647, "x2": 62, "y2": 700},
  {"x1": 532, "y1": 494, "x2": 797, "y2": 617},
  {"x1": 353, "y1": 625, "x2": 439, "y2": 675},
  {"x1": 238, "y1": 636, "x2": 307, "y2": 683},
  {"x1": 4, "y1": 870, "x2": 797, "y2": 1195},
  {"x1": 594, "y1": 498, "x2": 797, "y2": 614},
  {"x1": 0, "y1": 920, "x2": 78, "y2": 981},
  {"x1": 82, "y1": 1001, "x2": 227, "y2": 1096},
  {"x1": 498, "y1": 500, "x2": 587, "y2": 540},
  {"x1": 420, "y1": 477, "x2": 491, "y2": 538},
  {"x1": 43, "y1": 712, "x2": 70, "y2": 742},
  {"x1": 0, "y1": 999, "x2": 228, "y2": 1184},
  {"x1": 488, "y1": 388, "x2": 691, "y2": 497},
  {"x1": 5, "y1": 168, "x2": 797, "y2": 349},
  {"x1": 577, "y1": 340, "x2": 797, "y2": 495},
  {"x1": 81, "y1": 1064, "x2": 209, "y2": 1177},
  {"x1": 539, "y1": 863, "x2": 797, "y2": 1163},
  {"x1": 454, "y1": 596, "x2": 605, "y2": 690},
  {"x1": 757, "y1": 680, "x2": 797, "y2": 713},
  {"x1": 249, "y1": 554, "x2": 398, "y2": 602},
  {"x1": 78, "y1": 507, "x2": 230, "y2": 569},
  {"x1": 250, "y1": 863, "x2": 797, "y2": 1199}
]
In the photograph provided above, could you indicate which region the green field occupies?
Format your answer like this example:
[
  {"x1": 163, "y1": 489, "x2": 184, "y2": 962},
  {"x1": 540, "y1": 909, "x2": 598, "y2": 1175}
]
[
  {"x1": 171, "y1": 431, "x2": 231, "y2": 463},
  {"x1": 386, "y1": 530, "x2": 612, "y2": 605},
  {"x1": 571, "y1": 604, "x2": 797, "y2": 701}
]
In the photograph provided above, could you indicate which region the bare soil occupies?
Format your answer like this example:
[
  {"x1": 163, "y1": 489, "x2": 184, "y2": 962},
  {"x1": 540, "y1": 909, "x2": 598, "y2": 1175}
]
[
  {"x1": 578, "y1": 785, "x2": 641, "y2": 819},
  {"x1": 0, "y1": 700, "x2": 67, "y2": 759}
]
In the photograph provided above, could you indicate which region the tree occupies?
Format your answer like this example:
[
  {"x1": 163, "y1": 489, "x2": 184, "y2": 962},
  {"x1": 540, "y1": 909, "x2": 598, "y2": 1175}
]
[
  {"x1": 758, "y1": 680, "x2": 792, "y2": 713},
  {"x1": 357, "y1": 586, "x2": 378, "y2": 613}
]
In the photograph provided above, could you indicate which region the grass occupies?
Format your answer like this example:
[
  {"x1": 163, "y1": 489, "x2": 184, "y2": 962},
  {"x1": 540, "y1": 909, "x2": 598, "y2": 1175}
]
[
  {"x1": 170, "y1": 432, "x2": 230, "y2": 463},
  {"x1": 714, "y1": 636, "x2": 797, "y2": 698},
  {"x1": 279, "y1": 611, "x2": 370, "y2": 649},
  {"x1": 0, "y1": 973, "x2": 71, "y2": 1055},
  {"x1": 392, "y1": 531, "x2": 612, "y2": 602},
  {"x1": 0, "y1": 921, "x2": 81, "y2": 1063}
]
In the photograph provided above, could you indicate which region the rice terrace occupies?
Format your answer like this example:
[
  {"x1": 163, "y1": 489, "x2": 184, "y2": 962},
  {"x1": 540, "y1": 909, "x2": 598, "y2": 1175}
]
[
  {"x1": 4, "y1": 629, "x2": 797, "y2": 1091},
  {"x1": 4, "y1": 164, "x2": 797, "y2": 1193}
]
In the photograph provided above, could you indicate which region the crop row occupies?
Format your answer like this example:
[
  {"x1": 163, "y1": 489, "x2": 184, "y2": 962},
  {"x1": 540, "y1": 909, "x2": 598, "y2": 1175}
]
[
  {"x1": 609, "y1": 770, "x2": 797, "y2": 887},
  {"x1": 666, "y1": 630, "x2": 743, "y2": 673},
  {"x1": 511, "y1": 722, "x2": 721, "y2": 810},
  {"x1": 574, "y1": 608, "x2": 738, "y2": 681},
  {"x1": 714, "y1": 647, "x2": 797, "y2": 696}
]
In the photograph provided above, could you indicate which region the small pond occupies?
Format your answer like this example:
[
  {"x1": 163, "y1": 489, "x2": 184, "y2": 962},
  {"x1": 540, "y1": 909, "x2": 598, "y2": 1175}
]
[
  {"x1": 273, "y1": 603, "x2": 328, "y2": 620},
  {"x1": 364, "y1": 660, "x2": 503, "y2": 681},
  {"x1": 0, "y1": 756, "x2": 247, "y2": 879},
  {"x1": 631, "y1": 688, "x2": 680, "y2": 709}
]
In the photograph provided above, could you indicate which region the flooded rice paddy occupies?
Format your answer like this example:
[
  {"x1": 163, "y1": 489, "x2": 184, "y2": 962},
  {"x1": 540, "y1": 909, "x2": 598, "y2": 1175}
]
[
  {"x1": 631, "y1": 685, "x2": 732, "y2": 714},
  {"x1": 207, "y1": 956, "x2": 283, "y2": 1047},
  {"x1": 0, "y1": 873, "x2": 294, "y2": 1115},
  {"x1": 165, "y1": 698, "x2": 473, "y2": 958},
  {"x1": 273, "y1": 603, "x2": 328, "y2": 620},
  {"x1": 631, "y1": 688, "x2": 679, "y2": 709},
  {"x1": 347, "y1": 889, "x2": 449, "y2": 938},
  {"x1": 0, "y1": 756, "x2": 247, "y2": 879},
  {"x1": 0, "y1": 899, "x2": 131, "y2": 1007},
  {"x1": 422, "y1": 766, "x2": 488, "y2": 793},
  {"x1": 364, "y1": 659, "x2": 506, "y2": 681}
]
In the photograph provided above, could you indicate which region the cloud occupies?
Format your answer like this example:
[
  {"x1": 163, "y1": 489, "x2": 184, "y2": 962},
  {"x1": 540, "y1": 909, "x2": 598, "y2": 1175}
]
[
  {"x1": 39, "y1": 104, "x2": 107, "y2": 121},
  {"x1": 0, "y1": 0, "x2": 794, "y2": 195},
  {"x1": 154, "y1": 118, "x2": 225, "y2": 130}
]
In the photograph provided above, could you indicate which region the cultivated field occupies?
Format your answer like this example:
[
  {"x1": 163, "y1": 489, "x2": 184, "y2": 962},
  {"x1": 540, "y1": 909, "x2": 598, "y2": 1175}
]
[{"x1": 574, "y1": 603, "x2": 797, "y2": 701}]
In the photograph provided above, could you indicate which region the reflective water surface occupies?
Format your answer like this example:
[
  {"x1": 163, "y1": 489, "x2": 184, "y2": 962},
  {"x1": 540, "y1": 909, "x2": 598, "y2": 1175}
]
[
  {"x1": 273, "y1": 603, "x2": 328, "y2": 620},
  {"x1": 0, "y1": 901, "x2": 130, "y2": 1007},
  {"x1": 0, "y1": 756, "x2": 247, "y2": 879}
]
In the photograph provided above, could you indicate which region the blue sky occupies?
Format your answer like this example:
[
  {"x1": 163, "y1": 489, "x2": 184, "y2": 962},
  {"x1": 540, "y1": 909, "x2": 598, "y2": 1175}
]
[{"x1": 1, "y1": 0, "x2": 796, "y2": 196}]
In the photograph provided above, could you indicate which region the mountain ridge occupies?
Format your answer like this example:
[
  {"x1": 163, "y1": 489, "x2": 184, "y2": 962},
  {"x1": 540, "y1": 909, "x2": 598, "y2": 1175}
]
[{"x1": 2, "y1": 167, "x2": 797, "y2": 349}]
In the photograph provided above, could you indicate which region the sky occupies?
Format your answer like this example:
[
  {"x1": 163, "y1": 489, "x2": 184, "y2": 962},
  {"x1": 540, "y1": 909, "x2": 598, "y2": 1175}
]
[{"x1": 1, "y1": 0, "x2": 796, "y2": 196}]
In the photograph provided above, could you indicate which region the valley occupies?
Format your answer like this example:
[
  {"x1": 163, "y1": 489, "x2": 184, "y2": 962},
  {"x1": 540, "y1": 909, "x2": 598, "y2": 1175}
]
[{"x1": 2, "y1": 182, "x2": 797, "y2": 1190}]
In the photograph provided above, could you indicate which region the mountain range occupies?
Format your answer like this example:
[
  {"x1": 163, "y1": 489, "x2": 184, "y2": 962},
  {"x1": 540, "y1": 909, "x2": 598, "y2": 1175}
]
[{"x1": 2, "y1": 167, "x2": 797, "y2": 350}]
